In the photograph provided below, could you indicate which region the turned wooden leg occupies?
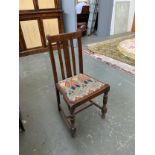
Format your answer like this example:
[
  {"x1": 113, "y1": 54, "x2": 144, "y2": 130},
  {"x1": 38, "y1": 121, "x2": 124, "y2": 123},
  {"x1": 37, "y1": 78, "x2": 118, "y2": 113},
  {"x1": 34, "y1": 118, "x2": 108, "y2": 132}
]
[
  {"x1": 102, "y1": 91, "x2": 109, "y2": 119},
  {"x1": 70, "y1": 108, "x2": 76, "y2": 137},
  {"x1": 56, "y1": 89, "x2": 61, "y2": 112}
]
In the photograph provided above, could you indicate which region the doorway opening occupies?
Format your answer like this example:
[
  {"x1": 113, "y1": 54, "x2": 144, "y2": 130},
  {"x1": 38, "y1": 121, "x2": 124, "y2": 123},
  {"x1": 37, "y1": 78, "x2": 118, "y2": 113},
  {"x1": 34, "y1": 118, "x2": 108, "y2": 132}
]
[{"x1": 75, "y1": 0, "x2": 99, "y2": 37}]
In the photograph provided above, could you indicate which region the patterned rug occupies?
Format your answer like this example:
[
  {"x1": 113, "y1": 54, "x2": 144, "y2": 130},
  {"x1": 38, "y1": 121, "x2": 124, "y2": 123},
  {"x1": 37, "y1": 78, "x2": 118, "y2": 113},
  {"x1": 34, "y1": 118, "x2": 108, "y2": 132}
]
[{"x1": 85, "y1": 34, "x2": 135, "y2": 75}]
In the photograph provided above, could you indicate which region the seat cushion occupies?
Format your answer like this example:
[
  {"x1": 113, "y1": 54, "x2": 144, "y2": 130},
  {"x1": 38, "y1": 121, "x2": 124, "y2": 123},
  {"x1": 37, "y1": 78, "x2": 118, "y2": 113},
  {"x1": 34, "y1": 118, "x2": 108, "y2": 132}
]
[{"x1": 57, "y1": 74, "x2": 106, "y2": 103}]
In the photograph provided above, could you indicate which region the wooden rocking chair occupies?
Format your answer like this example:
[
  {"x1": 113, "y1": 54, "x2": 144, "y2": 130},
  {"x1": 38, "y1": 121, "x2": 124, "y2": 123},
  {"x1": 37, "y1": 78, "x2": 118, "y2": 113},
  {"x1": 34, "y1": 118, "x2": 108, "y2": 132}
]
[{"x1": 47, "y1": 32, "x2": 110, "y2": 137}]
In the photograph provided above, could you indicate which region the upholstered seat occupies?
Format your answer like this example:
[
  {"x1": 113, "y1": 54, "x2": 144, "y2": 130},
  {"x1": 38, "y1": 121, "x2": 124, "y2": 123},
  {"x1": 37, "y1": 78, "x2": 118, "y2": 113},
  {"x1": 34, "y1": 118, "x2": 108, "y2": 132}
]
[{"x1": 57, "y1": 74, "x2": 107, "y2": 104}]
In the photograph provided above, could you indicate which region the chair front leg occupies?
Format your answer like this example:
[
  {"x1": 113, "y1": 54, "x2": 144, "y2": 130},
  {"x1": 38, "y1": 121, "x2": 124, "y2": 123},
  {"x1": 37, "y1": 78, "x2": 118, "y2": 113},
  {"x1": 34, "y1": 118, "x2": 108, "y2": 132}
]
[
  {"x1": 70, "y1": 108, "x2": 76, "y2": 137},
  {"x1": 102, "y1": 91, "x2": 109, "y2": 119}
]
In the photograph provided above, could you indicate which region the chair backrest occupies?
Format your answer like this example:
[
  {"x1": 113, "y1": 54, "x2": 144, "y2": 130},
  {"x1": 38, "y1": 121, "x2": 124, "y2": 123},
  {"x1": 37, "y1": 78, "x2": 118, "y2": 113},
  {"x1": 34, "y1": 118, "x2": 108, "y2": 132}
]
[{"x1": 47, "y1": 31, "x2": 83, "y2": 84}]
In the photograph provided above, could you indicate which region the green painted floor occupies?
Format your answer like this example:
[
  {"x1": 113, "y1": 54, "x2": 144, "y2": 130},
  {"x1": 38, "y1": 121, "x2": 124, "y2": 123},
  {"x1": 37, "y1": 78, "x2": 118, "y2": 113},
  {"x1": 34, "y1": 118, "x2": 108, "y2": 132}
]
[{"x1": 20, "y1": 34, "x2": 135, "y2": 155}]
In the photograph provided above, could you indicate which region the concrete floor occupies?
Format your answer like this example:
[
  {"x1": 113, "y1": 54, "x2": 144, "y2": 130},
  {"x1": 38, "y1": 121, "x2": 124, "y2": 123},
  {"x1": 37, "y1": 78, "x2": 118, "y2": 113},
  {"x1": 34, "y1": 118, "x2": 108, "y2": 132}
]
[{"x1": 19, "y1": 34, "x2": 135, "y2": 155}]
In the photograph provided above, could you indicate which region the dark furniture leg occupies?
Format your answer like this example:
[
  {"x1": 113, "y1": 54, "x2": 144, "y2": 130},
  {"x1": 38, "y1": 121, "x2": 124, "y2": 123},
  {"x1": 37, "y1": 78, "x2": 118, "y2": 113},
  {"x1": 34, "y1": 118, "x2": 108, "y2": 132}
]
[
  {"x1": 102, "y1": 91, "x2": 109, "y2": 119},
  {"x1": 70, "y1": 108, "x2": 76, "y2": 137},
  {"x1": 56, "y1": 89, "x2": 61, "y2": 111}
]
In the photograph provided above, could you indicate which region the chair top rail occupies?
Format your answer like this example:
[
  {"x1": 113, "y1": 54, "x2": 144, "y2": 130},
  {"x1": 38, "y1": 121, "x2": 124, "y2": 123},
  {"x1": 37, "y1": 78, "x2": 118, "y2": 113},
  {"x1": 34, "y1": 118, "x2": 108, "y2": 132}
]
[{"x1": 47, "y1": 31, "x2": 82, "y2": 43}]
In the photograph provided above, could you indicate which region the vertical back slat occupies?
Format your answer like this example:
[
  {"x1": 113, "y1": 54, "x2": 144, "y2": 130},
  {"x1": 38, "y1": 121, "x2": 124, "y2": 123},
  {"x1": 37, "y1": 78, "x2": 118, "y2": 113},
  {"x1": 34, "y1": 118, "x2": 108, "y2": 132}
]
[
  {"x1": 48, "y1": 42, "x2": 58, "y2": 84},
  {"x1": 63, "y1": 40, "x2": 72, "y2": 77},
  {"x1": 47, "y1": 32, "x2": 83, "y2": 83},
  {"x1": 77, "y1": 37, "x2": 83, "y2": 73},
  {"x1": 57, "y1": 41, "x2": 65, "y2": 79},
  {"x1": 70, "y1": 39, "x2": 76, "y2": 75}
]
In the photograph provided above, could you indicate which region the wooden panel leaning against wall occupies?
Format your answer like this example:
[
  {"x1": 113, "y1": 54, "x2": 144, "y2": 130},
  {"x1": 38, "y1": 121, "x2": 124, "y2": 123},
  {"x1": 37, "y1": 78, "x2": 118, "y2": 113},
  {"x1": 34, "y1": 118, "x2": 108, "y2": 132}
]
[
  {"x1": 20, "y1": 20, "x2": 42, "y2": 48},
  {"x1": 19, "y1": 0, "x2": 64, "y2": 57}
]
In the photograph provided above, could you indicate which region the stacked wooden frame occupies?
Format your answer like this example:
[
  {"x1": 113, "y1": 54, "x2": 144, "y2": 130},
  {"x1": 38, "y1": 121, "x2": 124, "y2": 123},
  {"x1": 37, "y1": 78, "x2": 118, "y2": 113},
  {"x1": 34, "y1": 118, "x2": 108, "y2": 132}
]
[{"x1": 19, "y1": 0, "x2": 64, "y2": 56}]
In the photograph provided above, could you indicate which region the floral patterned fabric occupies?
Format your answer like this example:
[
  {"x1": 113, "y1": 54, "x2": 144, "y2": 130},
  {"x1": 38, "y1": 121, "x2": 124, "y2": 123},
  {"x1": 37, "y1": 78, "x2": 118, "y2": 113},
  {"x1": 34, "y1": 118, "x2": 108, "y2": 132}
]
[{"x1": 58, "y1": 74, "x2": 105, "y2": 102}]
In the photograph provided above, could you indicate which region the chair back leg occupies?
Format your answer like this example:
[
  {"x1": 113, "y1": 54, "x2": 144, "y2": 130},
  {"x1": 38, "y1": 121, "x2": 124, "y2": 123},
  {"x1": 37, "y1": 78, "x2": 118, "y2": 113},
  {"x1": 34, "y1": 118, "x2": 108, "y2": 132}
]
[{"x1": 56, "y1": 89, "x2": 61, "y2": 111}]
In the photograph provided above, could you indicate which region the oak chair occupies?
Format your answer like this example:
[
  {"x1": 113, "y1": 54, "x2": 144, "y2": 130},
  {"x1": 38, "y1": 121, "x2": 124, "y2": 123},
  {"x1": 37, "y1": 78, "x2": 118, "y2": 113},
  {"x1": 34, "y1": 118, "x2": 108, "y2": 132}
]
[{"x1": 47, "y1": 31, "x2": 110, "y2": 137}]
